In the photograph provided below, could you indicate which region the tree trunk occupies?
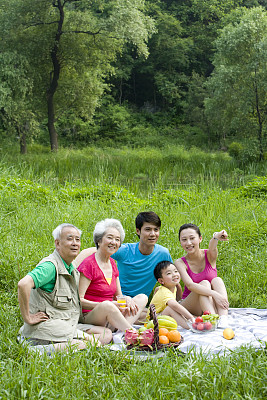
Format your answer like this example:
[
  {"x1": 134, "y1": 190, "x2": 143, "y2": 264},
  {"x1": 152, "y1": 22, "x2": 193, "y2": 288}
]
[
  {"x1": 254, "y1": 71, "x2": 264, "y2": 161},
  {"x1": 19, "y1": 127, "x2": 27, "y2": 154},
  {"x1": 47, "y1": 93, "x2": 58, "y2": 151},
  {"x1": 46, "y1": 0, "x2": 64, "y2": 152}
]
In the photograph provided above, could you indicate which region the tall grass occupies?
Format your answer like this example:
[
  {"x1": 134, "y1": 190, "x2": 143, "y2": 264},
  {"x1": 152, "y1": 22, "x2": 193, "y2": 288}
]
[{"x1": 0, "y1": 145, "x2": 266, "y2": 399}]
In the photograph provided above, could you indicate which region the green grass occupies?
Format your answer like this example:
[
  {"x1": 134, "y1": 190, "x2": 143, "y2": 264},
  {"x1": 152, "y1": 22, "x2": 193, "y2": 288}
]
[{"x1": 0, "y1": 144, "x2": 266, "y2": 399}]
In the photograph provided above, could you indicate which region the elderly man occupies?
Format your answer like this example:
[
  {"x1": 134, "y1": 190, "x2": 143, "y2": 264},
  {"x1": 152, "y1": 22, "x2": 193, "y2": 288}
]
[{"x1": 18, "y1": 223, "x2": 112, "y2": 353}]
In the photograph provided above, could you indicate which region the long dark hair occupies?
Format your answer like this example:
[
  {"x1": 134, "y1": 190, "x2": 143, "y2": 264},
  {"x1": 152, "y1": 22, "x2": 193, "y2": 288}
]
[{"x1": 179, "y1": 223, "x2": 201, "y2": 240}]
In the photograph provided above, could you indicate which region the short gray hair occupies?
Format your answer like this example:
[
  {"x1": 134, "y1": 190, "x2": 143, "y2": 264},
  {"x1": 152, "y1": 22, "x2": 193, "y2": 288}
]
[
  {"x1": 52, "y1": 223, "x2": 82, "y2": 240},
  {"x1": 93, "y1": 219, "x2": 125, "y2": 248}
]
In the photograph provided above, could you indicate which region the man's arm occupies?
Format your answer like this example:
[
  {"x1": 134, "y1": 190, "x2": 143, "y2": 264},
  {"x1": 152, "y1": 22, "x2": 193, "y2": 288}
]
[
  {"x1": 18, "y1": 275, "x2": 49, "y2": 325},
  {"x1": 74, "y1": 247, "x2": 97, "y2": 267}
]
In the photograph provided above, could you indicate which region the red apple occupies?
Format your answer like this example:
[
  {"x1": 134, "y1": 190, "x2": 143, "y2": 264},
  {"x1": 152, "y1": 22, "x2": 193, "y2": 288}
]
[
  {"x1": 192, "y1": 322, "x2": 198, "y2": 330},
  {"x1": 204, "y1": 321, "x2": 213, "y2": 330},
  {"x1": 195, "y1": 316, "x2": 203, "y2": 323},
  {"x1": 203, "y1": 310, "x2": 211, "y2": 315},
  {"x1": 197, "y1": 323, "x2": 204, "y2": 331}
]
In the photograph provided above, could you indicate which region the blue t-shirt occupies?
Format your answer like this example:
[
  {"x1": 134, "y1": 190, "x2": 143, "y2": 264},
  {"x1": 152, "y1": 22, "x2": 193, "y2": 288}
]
[{"x1": 111, "y1": 243, "x2": 172, "y2": 297}]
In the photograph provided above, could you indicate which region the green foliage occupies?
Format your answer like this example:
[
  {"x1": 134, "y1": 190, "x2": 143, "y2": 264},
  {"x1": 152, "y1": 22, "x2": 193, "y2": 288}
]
[
  {"x1": 0, "y1": 145, "x2": 267, "y2": 397},
  {"x1": 205, "y1": 7, "x2": 267, "y2": 158},
  {"x1": 228, "y1": 142, "x2": 244, "y2": 158},
  {"x1": 0, "y1": 0, "x2": 156, "y2": 150},
  {"x1": 237, "y1": 176, "x2": 267, "y2": 198}
]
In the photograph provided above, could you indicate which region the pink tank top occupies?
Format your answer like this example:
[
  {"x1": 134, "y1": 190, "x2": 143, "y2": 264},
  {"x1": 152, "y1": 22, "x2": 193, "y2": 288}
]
[{"x1": 181, "y1": 250, "x2": 217, "y2": 299}]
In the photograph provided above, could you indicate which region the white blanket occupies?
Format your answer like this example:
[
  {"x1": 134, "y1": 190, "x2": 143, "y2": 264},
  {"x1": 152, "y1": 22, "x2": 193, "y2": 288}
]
[{"x1": 112, "y1": 308, "x2": 267, "y2": 357}]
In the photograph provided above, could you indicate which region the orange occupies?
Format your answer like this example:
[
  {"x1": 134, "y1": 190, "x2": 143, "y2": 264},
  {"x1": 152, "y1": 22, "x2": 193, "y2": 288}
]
[
  {"x1": 167, "y1": 330, "x2": 181, "y2": 343},
  {"x1": 159, "y1": 335, "x2": 169, "y2": 344},
  {"x1": 159, "y1": 328, "x2": 169, "y2": 336},
  {"x1": 223, "y1": 328, "x2": 235, "y2": 340}
]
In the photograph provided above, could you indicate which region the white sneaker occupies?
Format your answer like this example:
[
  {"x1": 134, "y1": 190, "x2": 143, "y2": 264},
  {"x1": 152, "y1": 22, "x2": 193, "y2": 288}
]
[{"x1": 218, "y1": 315, "x2": 229, "y2": 329}]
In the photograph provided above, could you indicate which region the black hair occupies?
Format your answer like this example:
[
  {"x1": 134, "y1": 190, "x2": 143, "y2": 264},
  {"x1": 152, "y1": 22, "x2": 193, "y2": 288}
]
[
  {"x1": 179, "y1": 223, "x2": 201, "y2": 240},
  {"x1": 135, "y1": 212, "x2": 161, "y2": 237},
  {"x1": 154, "y1": 260, "x2": 172, "y2": 280}
]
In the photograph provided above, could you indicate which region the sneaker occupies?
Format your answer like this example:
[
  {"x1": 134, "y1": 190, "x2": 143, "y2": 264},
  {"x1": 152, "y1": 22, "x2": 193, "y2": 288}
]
[{"x1": 218, "y1": 315, "x2": 229, "y2": 329}]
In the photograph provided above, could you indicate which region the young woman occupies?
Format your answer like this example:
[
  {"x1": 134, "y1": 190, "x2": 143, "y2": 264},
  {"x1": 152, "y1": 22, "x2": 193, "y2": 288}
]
[
  {"x1": 77, "y1": 219, "x2": 147, "y2": 335},
  {"x1": 175, "y1": 223, "x2": 229, "y2": 328}
]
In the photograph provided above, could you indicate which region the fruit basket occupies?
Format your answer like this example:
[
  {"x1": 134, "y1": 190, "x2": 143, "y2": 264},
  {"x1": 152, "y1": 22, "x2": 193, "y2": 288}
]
[
  {"x1": 125, "y1": 304, "x2": 183, "y2": 352},
  {"x1": 187, "y1": 314, "x2": 219, "y2": 334}
]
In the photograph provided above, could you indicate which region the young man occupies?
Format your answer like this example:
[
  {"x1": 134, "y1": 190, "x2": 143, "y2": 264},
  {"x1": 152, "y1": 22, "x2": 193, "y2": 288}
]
[
  {"x1": 111, "y1": 212, "x2": 172, "y2": 298},
  {"x1": 75, "y1": 212, "x2": 175, "y2": 299}
]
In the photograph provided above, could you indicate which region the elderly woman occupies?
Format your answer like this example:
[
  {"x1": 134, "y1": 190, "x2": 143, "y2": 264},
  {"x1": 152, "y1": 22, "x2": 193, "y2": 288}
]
[{"x1": 77, "y1": 219, "x2": 147, "y2": 332}]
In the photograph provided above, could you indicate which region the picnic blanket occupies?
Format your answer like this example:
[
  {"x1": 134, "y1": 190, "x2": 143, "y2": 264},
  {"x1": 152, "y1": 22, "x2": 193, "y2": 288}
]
[{"x1": 112, "y1": 308, "x2": 267, "y2": 357}]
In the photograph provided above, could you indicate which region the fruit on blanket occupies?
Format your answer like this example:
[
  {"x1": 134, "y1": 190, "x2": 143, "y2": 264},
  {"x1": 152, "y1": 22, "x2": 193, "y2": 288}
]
[
  {"x1": 139, "y1": 328, "x2": 154, "y2": 346},
  {"x1": 192, "y1": 322, "x2": 198, "y2": 330},
  {"x1": 167, "y1": 330, "x2": 181, "y2": 343},
  {"x1": 203, "y1": 310, "x2": 211, "y2": 315},
  {"x1": 138, "y1": 326, "x2": 147, "y2": 333},
  {"x1": 159, "y1": 335, "x2": 169, "y2": 344},
  {"x1": 157, "y1": 315, "x2": 178, "y2": 330},
  {"x1": 195, "y1": 316, "x2": 203, "y2": 323},
  {"x1": 146, "y1": 315, "x2": 178, "y2": 331},
  {"x1": 204, "y1": 321, "x2": 213, "y2": 330},
  {"x1": 158, "y1": 315, "x2": 177, "y2": 323},
  {"x1": 201, "y1": 313, "x2": 219, "y2": 325},
  {"x1": 146, "y1": 320, "x2": 154, "y2": 329},
  {"x1": 223, "y1": 328, "x2": 235, "y2": 340},
  {"x1": 159, "y1": 327, "x2": 169, "y2": 336},
  {"x1": 197, "y1": 323, "x2": 204, "y2": 331},
  {"x1": 124, "y1": 329, "x2": 139, "y2": 344}
]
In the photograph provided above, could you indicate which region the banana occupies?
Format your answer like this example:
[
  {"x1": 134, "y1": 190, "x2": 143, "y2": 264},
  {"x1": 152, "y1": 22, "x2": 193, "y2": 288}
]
[
  {"x1": 146, "y1": 315, "x2": 178, "y2": 331},
  {"x1": 158, "y1": 315, "x2": 177, "y2": 324}
]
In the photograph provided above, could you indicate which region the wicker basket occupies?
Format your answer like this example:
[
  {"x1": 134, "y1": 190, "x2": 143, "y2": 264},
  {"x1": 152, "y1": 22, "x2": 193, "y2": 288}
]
[{"x1": 126, "y1": 304, "x2": 184, "y2": 352}]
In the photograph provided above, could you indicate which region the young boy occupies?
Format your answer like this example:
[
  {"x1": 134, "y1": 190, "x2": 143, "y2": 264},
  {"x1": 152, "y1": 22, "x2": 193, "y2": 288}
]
[{"x1": 147, "y1": 261, "x2": 194, "y2": 329}]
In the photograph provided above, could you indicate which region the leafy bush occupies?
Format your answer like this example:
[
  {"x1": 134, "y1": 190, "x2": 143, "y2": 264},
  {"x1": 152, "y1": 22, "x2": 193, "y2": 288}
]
[
  {"x1": 228, "y1": 142, "x2": 244, "y2": 158},
  {"x1": 237, "y1": 176, "x2": 267, "y2": 198}
]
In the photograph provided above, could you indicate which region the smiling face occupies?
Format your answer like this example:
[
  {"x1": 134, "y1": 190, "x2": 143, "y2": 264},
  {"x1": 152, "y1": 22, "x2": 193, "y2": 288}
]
[
  {"x1": 136, "y1": 222, "x2": 160, "y2": 248},
  {"x1": 55, "y1": 227, "x2": 81, "y2": 265},
  {"x1": 179, "y1": 228, "x2": 202, "y2": 253},
  {"x1": 158, "y1": 263, "x2": 181, "y2": 289},
  {"x1": 97, "y1": 227, "x2": 121, "y2": 256}
]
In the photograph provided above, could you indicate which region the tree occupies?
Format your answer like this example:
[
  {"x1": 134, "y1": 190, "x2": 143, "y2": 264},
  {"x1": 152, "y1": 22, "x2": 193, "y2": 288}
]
[
  {"x1": 0, "y1": 0, "x2": 155, "y2": 151},
  {"x1": 205, "y1": 7, "x2": 267, "y2": 159},
  {"x1": 0, "y1": 52, "x2": 35, "y2": 154}
]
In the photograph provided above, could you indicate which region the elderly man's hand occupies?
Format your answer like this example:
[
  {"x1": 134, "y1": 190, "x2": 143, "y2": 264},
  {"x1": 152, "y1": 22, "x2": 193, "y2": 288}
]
[{"x1": 27, "y1": 312, "x2": 49, "y2": 325}]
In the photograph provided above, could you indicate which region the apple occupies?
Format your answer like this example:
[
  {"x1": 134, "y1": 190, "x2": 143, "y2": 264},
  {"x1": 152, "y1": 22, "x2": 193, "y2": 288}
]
[
  {"x1": 195, "y1": 316, "x2": 203, "y2": 324},
  {"x1": 197, "y1": 323, "x2": 204, "y2": 331},
  {"x1": 192, "y1": 322, "x2": 198, "y2": 330},
  {"x1": 204, "y1": 321, "x2": 213, "y2": 330},
  {"x1": 203, "y1": 310, "x2": 211, "y2": 315}
]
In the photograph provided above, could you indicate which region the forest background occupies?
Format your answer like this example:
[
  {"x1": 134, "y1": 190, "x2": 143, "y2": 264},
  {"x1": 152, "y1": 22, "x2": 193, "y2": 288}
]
[
  {"x1": 0, "y1": 0, "x2": 267, "y2": 161},
  {"x1": 0, "y1": 1, "x2": 267, "y2": 398}
]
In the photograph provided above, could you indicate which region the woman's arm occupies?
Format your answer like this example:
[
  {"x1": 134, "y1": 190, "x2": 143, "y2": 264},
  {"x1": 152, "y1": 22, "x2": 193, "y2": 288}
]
[
  {"x1": 79, "y1": 273, "x2": 102, "y2": 310},
  {"x1": 114, "y1": 277, "x2": 139, "y2": 315},
  {"x1": 174, "y1": 259, "x2": 228, "y2": 309},
  {"x1": 207, "y1": 230, "x2": 228, "y2": 264},
  {"x1": 176, "y1": 283, "x2": 183, "y2": 301}
]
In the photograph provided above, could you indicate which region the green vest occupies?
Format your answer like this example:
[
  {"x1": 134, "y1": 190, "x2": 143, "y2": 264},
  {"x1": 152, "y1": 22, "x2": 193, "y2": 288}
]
[{"x1": 20, "y1": 250, "x2": 81, "y2": 342}]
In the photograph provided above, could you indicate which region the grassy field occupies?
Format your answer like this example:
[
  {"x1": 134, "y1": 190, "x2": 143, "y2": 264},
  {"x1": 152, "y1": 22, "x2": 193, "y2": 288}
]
[{"x1": 0, "y1": 144, "x2": 266, "y2": 399}]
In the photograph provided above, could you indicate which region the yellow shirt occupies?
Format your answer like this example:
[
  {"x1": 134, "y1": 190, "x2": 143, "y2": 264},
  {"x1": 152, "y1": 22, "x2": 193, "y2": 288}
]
[{"x1": 146, "y1": 286, "x2": 177, "y2": 320}]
